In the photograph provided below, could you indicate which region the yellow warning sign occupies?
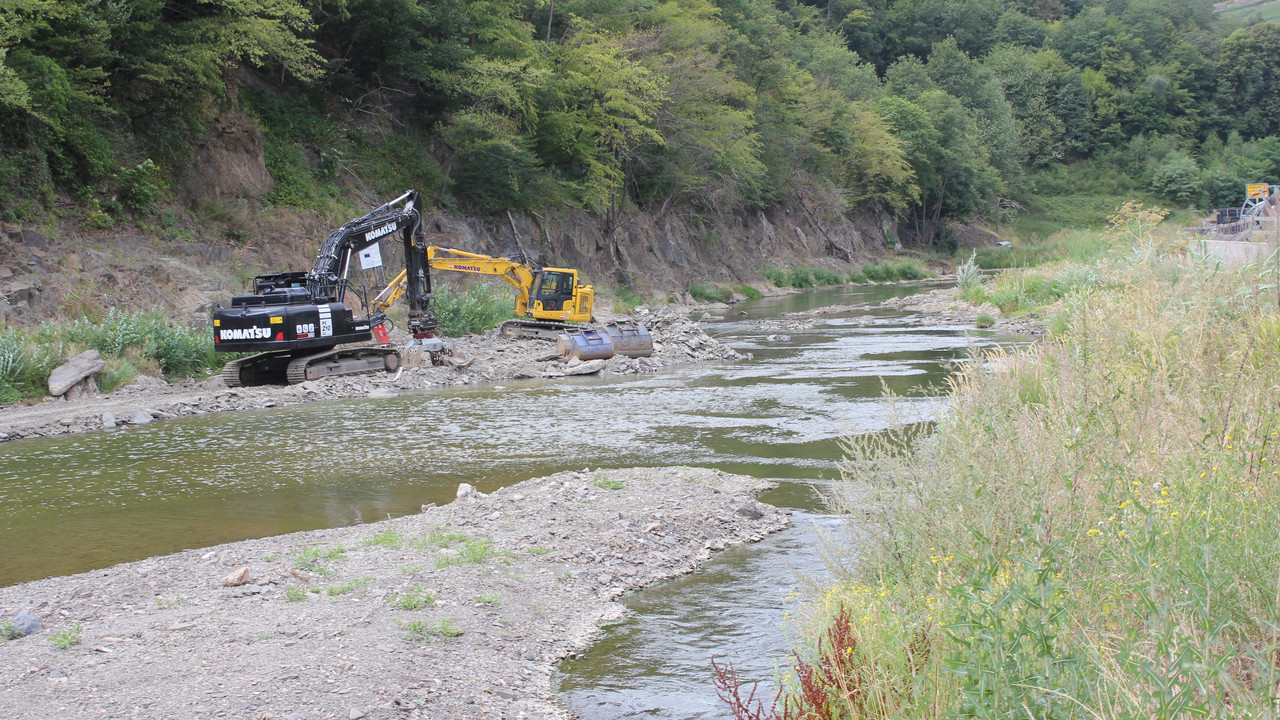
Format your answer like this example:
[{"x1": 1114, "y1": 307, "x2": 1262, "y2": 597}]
[{"x1": 1246, "y1": 183, "x2": 1270, "y2": 199}]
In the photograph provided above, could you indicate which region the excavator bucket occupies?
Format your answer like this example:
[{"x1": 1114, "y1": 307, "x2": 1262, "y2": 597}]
[
  {"x1": 602, "y1": 321, "x2": 654, "y2": 358},
  {"x1": 558, "y1": 329, "x2": 614, "y2": 361}
]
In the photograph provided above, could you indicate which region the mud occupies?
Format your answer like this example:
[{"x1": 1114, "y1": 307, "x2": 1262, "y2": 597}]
[
  {"x1": 0, "y1": 308, "x2": 745, "y2": 443},
  {"x1": 0, "y1": 466, "x2": 788, "y2": 720}
]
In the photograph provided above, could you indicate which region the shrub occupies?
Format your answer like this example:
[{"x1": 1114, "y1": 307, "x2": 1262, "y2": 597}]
[
  {"x1": 689, "y1": 282, "x2": 732, "y2": 303},
  {"x1": 848, "y1": 270, "x2": 869, "y2": 283},
  {"x1": 975, "y1": 312, "x2": 996, "y2": 327},
  {"x1": 812, "y1": 267, "x2": 844, "y2": 286},
  {"x1": 613, "y1": 285, "x2": 644, "y2": 314},
  {"x1": 956, "y1": 250, "x2": 987, "y2": 304},
  {"x1": 734, "y1": 285, "x2": 762, "y2": 300},
  {"x1": 116, "y1": 159, "x2": 167, "y2": 215},
  {"x1": 786, "y1": 267, "x2": 813, "y2": 288},
  {"x1": 862, "y1": 263, "x2": 890, "y2": 282},
  {"x1": 761, "y1": 267, "x2": 787, "y2": 286},
  {"x1": 432, "y1": 282, "x2": 511, "y2": 336},
  {"x1": 889, "y1": 259, "x2": 927, "y2": 280},
  {"x1": 390, "y1": 585, "x2": 435, "y2": 610}
]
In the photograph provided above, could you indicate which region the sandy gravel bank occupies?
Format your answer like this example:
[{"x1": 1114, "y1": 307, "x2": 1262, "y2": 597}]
[
  {"x1": 0, "y1": 307, "x2": 744, "y2": 443},
  {"x1": 0, "y1": 467, "x2": 787, "y2": 720}
]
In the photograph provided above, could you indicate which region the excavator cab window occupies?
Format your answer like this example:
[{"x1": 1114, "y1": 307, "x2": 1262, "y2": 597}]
[{"x1": 532, "y1": 271, "x2": 575, "y2": 311}]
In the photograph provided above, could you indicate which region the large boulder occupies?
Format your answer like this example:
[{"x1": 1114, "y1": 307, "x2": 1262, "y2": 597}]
[{"x1": 47, "y1": 350, "x2": 106, "y2": 397}]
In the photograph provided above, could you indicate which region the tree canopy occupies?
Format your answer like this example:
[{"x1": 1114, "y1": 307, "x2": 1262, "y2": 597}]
[{"x1": 0, "y1": 0, "x2": 1275, "y2": 243}]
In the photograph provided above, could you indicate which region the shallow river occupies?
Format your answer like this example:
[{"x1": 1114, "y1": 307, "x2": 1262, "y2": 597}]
[{"x1": 0, "y1": 283, "x2": 1024, "y2": 717}]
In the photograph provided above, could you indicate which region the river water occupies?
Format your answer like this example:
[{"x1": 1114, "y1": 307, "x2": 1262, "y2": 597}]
[{"x1": 0, "y1": 283, "x2": 1023, "y2": 716}]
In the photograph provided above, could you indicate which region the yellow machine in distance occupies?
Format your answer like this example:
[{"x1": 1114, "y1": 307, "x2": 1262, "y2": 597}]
[
  {"x1": 372, "y1": 245, "x2": 594, "y2": 339},
  {"x1": 426, "y1": 246, "x2": 594, "y2": 323}
]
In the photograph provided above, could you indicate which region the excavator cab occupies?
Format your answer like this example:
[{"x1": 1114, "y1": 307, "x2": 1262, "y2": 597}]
[{"x1": 530, "y1": 270, "x2": 576, "y2": 313}]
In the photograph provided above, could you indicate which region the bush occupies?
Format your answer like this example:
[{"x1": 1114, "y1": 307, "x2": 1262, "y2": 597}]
[
  {"x1": 689, "y1": 282, "x2": 732, "y2": 303},
  {"x1": 786, "y1": 267, "x2": 813, "y2": 288},
  {"x1": 1150, "y1": 152, "x2": 1203, "y2": 207},
  {"x1": 812, "y1": 267, "x2": 844, "y2": 285},
  {"x1": 889, "y1": 259, "x2": 927, "y2": 280},
  {"x1": 432, "y1": 282, "x2": 511, "y2": 336},
  {"x1": 116, "y1": 159, "x2": 167, "y2": 215},
  {"x1": 613, "y1": 285, "x2": 645, "y2": 313},
  {"x1": 848, "y1": 270, "x2": 869, "y2": 283},
  {"x1": 761, "y1": 267, "x2": 787, "y2": 286},
  {"x1": 734, "y1": 284, "x2": 761, "y2": 300},
  {"x1": 862, "y1": 263, "x2": 890, "y2": 282}
]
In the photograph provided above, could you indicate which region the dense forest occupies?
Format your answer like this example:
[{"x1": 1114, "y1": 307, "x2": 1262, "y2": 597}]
[{"x1": 2, "y1": 0, "x2": 1280, "y2": 247}]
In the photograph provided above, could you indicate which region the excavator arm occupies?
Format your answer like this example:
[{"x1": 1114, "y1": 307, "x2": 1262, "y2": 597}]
[{"x1": 425, "y1": 246, "x2": 537, "y2": 315}]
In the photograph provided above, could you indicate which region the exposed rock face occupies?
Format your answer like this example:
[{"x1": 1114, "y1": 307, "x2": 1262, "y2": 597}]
[{"x1": 180, "y1": 111, "x2": 274, "y2": 201}]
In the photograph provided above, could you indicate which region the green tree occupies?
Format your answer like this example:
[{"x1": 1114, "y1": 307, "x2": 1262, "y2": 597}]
[{"x1": 1216, "y1": 23, "x2": 1280, "y2": 140}]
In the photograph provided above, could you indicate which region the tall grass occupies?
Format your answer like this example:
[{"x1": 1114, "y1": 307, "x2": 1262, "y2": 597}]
[
  {"x1": 431, "y1": 282, "x2": 511, "y2": 336},
  {"x1": 729, "y1": 208, "x2": 1280, "y2": 719},
  {"x1": 690, "y1": 282, "x2": 733, "y2": 303},
  {"x1": 0, "y1": 310, "x2": 220, "y2": 403}
]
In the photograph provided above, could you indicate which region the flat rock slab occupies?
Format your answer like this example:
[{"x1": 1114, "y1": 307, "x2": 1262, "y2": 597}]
[
  {"x1": 47, "y1": 350, "x2": 106, "y2": 397},
  {"x1": 0, "y1": 466, "x2": 788, "y2": 719}
]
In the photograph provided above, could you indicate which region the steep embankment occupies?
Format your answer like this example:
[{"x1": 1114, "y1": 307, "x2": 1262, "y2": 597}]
[{"x1": 0, "y1": 195, "x2": 895, "y2": 330}]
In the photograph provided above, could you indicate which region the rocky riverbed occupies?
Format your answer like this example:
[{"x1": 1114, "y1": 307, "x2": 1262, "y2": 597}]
[
  {"x1": 0, "y1": 307, "x2": 745, "y2": 443},
  {"x1": 0, "y1": 467, "x2": 788, "y2": 720}
]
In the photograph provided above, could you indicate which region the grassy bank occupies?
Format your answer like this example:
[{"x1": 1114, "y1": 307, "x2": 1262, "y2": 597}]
[
  {"x1": 720, "y1": 208, "x2": 1280, "y2": 718},
  {"x1": 0, "y1": 310, "x2": 223, "y2": 403}
]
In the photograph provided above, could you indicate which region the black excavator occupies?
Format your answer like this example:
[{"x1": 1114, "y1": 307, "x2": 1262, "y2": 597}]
[{"x1": 212, "y1": 190, "x2": 442, "y2": 387}]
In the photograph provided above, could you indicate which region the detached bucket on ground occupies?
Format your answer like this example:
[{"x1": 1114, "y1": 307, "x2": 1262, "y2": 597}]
[
  {"x1": 603, "y1": 321, "x2": 654, "y2": 358},
  {"x1": 559, "y1": 329, "x2": 614, "y2": 360}
]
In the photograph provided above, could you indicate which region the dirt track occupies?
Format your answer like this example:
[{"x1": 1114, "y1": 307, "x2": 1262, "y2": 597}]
[{"x1": 0, "y1": 466, "x2": 788, "y2": 720}]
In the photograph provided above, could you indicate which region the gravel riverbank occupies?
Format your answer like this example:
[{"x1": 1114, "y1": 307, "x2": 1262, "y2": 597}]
[
  {"x1": 0, "y1": 307, "x2": 744, "y2": 443},
  {"x1": 0, "y1": 467, "x2": 788, "y2": 720}
]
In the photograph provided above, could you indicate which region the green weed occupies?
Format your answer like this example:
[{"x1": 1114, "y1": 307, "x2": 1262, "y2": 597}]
[
  {"x1": 284, "y1": 585, "x2": 307, "y2": 602},
  {"x1": 974, "y1": 312, "x2": 996, "y2": 328},
  {"x1": 475, "y1": 593, "x2": 501, "y2": 606},
  {"x1": 389, "y1": 585, "x2": 435, "y2": 610},
  {"x1": 49, "y1": 623, "x2": 82, "y2": 649},
  {"x1": 594, "y1": 477, "x2": 625, "y2": 490},
  {"x1": 323, "y1": 577, "x2": 371, "y2": 596},
  {"x1": 364, "y1": 529, "x2": 405, "y2": 549},
  {"x1": 434, "y1": 538, "x2": 497, "y2": 568},
  {"x1": 292, "y1": 545, "x2": 346, "y2": 577},
  {"x1": 399, "y1": 618, "x2": 463, "y2": 641},
  {"x1": 733, "y1": 285, "x2": 762, "y2": 300}
]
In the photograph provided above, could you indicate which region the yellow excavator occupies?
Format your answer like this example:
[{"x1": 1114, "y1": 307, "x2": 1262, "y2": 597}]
[
  {"x1": 372, "y1": 245, "x2": 651, "y2": 357},
  {"x1": 374, "y1": 246, "x2": 592, "y2": 339}
]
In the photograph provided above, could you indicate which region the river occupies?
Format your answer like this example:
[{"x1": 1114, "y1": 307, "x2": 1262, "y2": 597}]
[{"x1": 0, "y1": 283, "x2": 1025, "y2": 717}]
